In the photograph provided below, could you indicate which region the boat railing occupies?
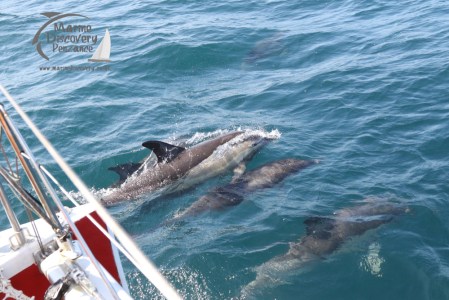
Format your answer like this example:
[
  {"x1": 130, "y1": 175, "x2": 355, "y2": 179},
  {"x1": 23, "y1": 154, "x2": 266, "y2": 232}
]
[
  {"x1": 0, "y1": 96, "x2": 122, "y2": 299},
  {"x1": 0, "y1": 84, "x2": 182, "y2": 300},
  {"x1": 0, "y1": 174, "x2": 26, "y2": 250}
]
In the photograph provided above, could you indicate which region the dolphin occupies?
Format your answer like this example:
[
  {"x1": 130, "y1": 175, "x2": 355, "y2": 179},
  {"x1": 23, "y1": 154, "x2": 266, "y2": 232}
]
[
  {"x1": 101, "y1": 131, "x2": 276, "y2": 205},
  {"x1": 243, "y1": 33, "x2": 284, "y2": 65},
  {"x1": 169, "y1": 159, "x2": 318, "y2": 222},
  {"x1": 241, "y1": 201, "x2": 408, "y2": 297}
]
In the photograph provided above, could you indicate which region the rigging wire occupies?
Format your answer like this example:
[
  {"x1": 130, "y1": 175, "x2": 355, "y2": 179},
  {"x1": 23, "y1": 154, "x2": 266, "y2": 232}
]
[
  {"x1": 38, "y1": 163, "x2": 140, "y2": 268},
  {"x1": 0, "y1": 84, "x2": 182, "y2": 300},
  {"x1": 24, "y1": 206, "x2": 45, "y2": 253},
  {"x1": 0, "y1": 128, "x2": 14, "y2": 175}
]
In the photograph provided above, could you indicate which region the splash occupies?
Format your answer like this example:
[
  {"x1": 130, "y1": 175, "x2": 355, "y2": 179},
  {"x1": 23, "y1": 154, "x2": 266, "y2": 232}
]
[
  {"x1": 183, "y1": 129, "x2": 233, "y2": 145},
  {"x1": 76, "y1": 127, "x2": 281, "y2": 204},
  {"x1": 67, "y1": 187, "x2": 112, "y2": 205},
  {"x1": 359, "y1": 242, "x2": 385, "y2": 277},
  {"x1": 229, "y1": 128, "x2": 281, "y2": 144},
  {"x1": 176, "y1": 127, "x2": 280, "y2": 146}
]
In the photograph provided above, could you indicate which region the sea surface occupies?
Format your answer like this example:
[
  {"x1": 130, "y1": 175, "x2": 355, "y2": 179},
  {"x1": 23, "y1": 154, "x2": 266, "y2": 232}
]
[{"x1": 1, "y1": 1, "x2": 449, "y2": 299}]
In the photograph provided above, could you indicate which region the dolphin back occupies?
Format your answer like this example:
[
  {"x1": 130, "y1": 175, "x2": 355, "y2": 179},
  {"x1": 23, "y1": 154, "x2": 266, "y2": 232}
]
[
  {"x1": 241, "y1": 201, "x2": 407, "y2": 297},
  {"x1": 237, "y1": 158, "x2": 318, "y2": 191},
  {"x1": 171, "y1": 158, "x2": 318, "y2": 221}
]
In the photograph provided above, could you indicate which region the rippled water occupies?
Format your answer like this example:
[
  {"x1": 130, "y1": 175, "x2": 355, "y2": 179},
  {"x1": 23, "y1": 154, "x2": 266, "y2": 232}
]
[{"x1": 1, "y1": 0, "x2": 449, "y2": 299}]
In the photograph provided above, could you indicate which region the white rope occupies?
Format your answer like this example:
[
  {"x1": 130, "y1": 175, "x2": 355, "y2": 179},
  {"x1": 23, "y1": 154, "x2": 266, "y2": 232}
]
[
  {"x1": 0, "y1": 84, "x2": 182, "y2": 300},
  {"x1": 0, "y1": 271, "x2": 35, "y2": 300}
]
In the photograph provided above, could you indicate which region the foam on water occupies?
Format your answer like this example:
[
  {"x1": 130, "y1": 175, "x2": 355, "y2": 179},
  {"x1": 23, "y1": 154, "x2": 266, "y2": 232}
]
[{"x1": 182, "y1": 127, "x2": 281, "y2": 146}]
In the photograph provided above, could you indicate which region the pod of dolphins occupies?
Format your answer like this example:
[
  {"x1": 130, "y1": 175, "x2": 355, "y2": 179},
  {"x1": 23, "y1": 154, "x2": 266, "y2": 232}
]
[{"x1": 102, "y1": 130, "x2": 409, "y2": 297}]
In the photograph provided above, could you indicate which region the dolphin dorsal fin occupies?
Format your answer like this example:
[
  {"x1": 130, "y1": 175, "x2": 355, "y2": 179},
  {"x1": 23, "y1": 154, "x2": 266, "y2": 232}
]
[
  {"x1": 304, "y1": 216, "x2": 335, "y2": 239},
  {"x1": 142, "y1": 141, "x2": 185, "y2": 163},
  {"x1": 108, "y1": 162, "x2": 142, "y2": 182}
]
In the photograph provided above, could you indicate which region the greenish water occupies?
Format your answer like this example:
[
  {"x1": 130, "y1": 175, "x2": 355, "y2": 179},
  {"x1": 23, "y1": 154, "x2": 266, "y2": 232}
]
[{"x1": 1, "y1": 1, "x2": 449, "y2": 299}]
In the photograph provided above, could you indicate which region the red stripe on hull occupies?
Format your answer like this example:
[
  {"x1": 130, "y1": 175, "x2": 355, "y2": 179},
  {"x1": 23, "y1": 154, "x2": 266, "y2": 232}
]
[
  {"x1": 0, "y1": 211, "x2": 122, "y2": 299},
  {"x1": 0, "y1": 263, "x2": 50, "y2": 300},
  {"x1": 74, "y1": 211, "x2": 122, "y2": 284}
]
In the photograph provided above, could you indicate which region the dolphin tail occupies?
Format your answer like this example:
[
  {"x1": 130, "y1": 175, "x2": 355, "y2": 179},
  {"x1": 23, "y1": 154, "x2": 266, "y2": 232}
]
[
  {"x1": 241, "y1": 273, "x2": 290, "y2": 299},
  {"x1": 159, "y1": 215, "x2": 185, "y2": 228},
  {"x1": 240, "y1": 279, "x2": 260, "y2": 299},
  {"x1": 143, "y1": 214, "x2": 186, "y2": 235},
  {"x1": 240, "y1": 251, "x2": 314, "y2": 298}
]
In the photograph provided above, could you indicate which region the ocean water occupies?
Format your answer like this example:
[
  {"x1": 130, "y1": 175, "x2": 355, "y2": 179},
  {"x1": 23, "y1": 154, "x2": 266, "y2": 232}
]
[{"x1": 1, "y1": 0, "x2": 449, "y2": 299}]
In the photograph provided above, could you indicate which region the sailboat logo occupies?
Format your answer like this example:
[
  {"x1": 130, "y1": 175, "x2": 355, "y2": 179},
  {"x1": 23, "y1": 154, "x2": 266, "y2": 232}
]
[
  {"x1": 89, "y1": 29, "x2": 111, "y2": 62},
  {"x1": 32, "y1": 12, "x2": 88, "y2": 61}
]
